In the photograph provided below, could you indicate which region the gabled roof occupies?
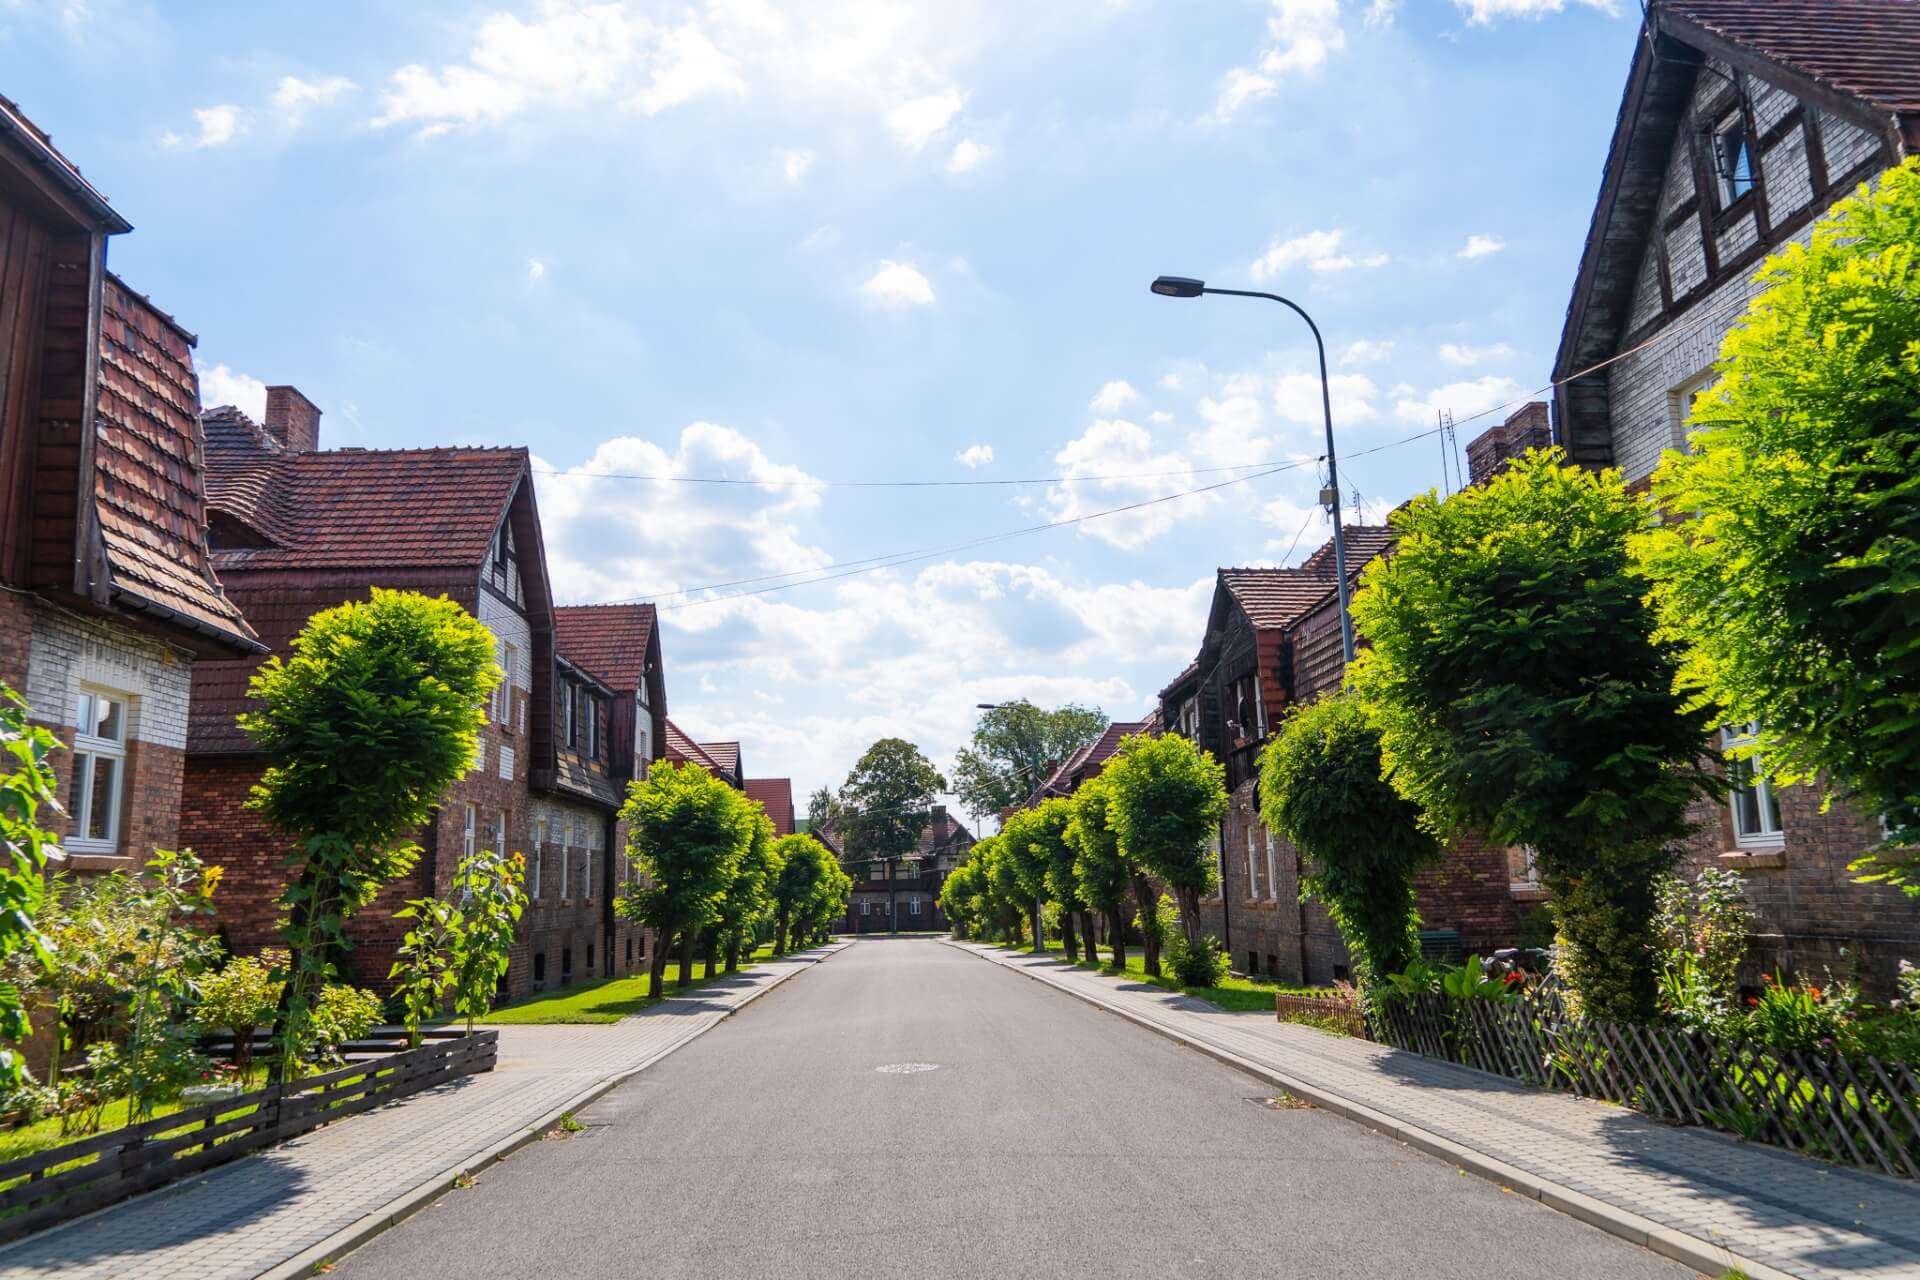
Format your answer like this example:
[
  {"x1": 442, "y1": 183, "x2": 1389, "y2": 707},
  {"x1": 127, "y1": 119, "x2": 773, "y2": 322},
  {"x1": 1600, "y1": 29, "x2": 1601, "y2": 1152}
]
[
  {"x1": 0, "y1": 93, "x2": 130, "y2": 233},
  {"x1": 664, "y1": 719, "x2": 723, "y2": 772},
  {"x1": 699, "y1": 741, "x2": 741, "y2": 777},
  {"x1": 744, "y1": 778, "x2": 796, "y2": 835},
  {"x1": 202, "y1": 408, "x2": 528, "y2": 572},
  {"x1": 1218, "y1": 527, "x2": 1393, "y2": 633},
  {"x1": 1297, "y1": 525, "x2": 1393, "y2": 577},
  {"x1": 552, "y1": 603, "x2": 656, "y2": 690},
  {"x1": 1659, "y1": 0, "x2": 1920, "y2": 117},
  {"x1": 90, "y1": 276, "x2": 260, "y2": 654}
]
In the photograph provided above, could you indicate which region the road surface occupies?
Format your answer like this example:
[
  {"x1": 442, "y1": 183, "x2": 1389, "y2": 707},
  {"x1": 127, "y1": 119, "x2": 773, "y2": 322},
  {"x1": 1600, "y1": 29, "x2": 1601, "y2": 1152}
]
[{"x1": 337, "y1": 937, "x2": 1692, "y2": 1279}]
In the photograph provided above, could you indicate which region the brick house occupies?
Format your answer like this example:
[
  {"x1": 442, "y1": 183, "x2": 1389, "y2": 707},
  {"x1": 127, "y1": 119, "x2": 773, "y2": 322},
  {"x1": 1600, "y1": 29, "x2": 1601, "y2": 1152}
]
[
  {"x1": 1160, "y1": 529, "x2": 1529, "y2": 983},
  {"x1": 1, "y1": 99, "x2": 264, "y2": 871},
  {"x1": 1552, "y1": 0, "x2": 1920, "y2": 988},
  {"x1": 744, "y1": 778, "x2": 796, "y2": 835},
  {"x1": 835, "y1": 806, "x2": 972, "y2": 934},
  {"x1": 1024, "y1": 720, "x2": 1145, "y2": 807},
  {"x1": 180, "y1": 399, "x2": 559, "y2": 995},
  {"x1": 551, "y1": 602, "x2": 669, "y2": 980}
]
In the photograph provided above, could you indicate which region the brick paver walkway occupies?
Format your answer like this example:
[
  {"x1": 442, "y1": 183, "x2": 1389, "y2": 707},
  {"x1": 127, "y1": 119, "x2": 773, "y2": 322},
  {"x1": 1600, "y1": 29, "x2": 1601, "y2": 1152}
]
[
  {"x1": 0, "y1": 945, "x2": 846, "y2": 1280},
  {"x1": 954, "y1": 941, "x2": 1920, "y2": 1280}
]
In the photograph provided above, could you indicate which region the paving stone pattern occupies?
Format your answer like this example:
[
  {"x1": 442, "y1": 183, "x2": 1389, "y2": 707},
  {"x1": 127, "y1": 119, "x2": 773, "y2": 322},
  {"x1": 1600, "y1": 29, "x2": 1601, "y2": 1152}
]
[
  {"x1": 0, "y1": 948, "x2": 841, "y2": 1280},
  {"x1": 955, "y1": 942, "x2": 1920, "y2": 1280}
]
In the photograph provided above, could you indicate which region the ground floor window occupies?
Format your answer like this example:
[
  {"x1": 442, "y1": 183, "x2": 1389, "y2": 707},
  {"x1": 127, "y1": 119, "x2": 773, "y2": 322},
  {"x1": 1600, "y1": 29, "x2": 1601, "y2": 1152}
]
[
  {"x1": 67, "y1": 687, "x2": 128, "y2": 852},
  {"x1": 1724, "y1": 724, "x2": 1784, "y2": 846},
  {"x1": 910, "y1": 897, "x2": 922, "y2": 916}
]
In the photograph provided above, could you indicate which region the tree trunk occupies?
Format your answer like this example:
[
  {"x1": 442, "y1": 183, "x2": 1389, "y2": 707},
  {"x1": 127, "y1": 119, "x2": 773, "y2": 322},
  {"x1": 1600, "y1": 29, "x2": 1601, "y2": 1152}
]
[
  {"x1": 1175, "y1": 885, "x2": 1203, "y2": 945},
  {"x1": 775, "y1": 908, "x2": 790, "y2": 956},
  {"x1": 1105, "y1": 907, "x2": 1127, "y2": 967},
  {"x1": 1061, "y1": 911, "x2": 1080, "y2": 962},
  {"x1": 1131, "y1": 872, "x2": 1161, "y2": 978},
  {"x1": 649, "y1": 930, "x2": 671, "y2": 996},
  {"x1": 677, "y1": 928, "x2": 697, "y2": 990},
  {"x1": 702, "y1": 932, "x2": 719, "y2": 978},
  {"x1": 1079, "y1": 910, "x2": 1099, "y2": 965},
  {"x1": 269, "y1": 866, "x2": 344, "y2": 1084},
  {"x1": 1031, "y1": 900, "x2": 1046, "y2": 954},
  {"x1": 725, "y1": 938, "x2": 741, "y2": 974}
]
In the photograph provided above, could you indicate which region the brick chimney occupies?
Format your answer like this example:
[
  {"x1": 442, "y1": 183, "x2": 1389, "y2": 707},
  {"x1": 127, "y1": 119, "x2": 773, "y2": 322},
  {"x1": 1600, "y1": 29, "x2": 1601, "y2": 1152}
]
[
  {"x1": 263, "y1": 385, "x2": 321, "y2": 452},
  {"x1": 1465, "y1": 401, "x2": 1551, "y2": 487}
]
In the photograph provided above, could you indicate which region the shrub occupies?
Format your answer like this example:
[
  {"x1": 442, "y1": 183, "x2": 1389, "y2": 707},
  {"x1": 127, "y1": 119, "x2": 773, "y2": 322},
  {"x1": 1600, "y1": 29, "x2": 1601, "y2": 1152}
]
[
  {"x1": 1167, "y1": 933, "x2": 1230, "y2": 987},
  {"x1": 309, "y1": 985, "x2": 383, "y2": 1066},
  {"x1": 1634, "y1": 158, "x2": 1920, "y2": 895},
  {"x1": 192, "y1": 950, "x2": 287, "y2": 1073}
]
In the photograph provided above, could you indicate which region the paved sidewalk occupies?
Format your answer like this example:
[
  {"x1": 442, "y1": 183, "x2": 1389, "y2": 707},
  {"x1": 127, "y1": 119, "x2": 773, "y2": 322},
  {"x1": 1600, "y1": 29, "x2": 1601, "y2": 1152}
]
[
  {"x1": 0, "y1": 944, "x2": 847, "y2": 1280},
  {"x1": 953, "y1": 941, "x2": 1920, "y2": 1280}
]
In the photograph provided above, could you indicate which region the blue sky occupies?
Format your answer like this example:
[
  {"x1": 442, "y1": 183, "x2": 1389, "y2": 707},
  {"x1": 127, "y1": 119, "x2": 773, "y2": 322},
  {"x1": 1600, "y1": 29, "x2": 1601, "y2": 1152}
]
[{"x1": 4, "y1": 0, "x2": 1638, "y2": 815}]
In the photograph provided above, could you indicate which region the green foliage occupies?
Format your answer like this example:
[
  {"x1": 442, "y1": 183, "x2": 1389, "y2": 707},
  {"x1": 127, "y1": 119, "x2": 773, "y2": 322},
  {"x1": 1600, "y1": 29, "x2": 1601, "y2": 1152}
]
[
  {"x1": 974, "y1": 836, "x2": 1028, "y2": 944},
  {"x1": 192, "y1": 950, "x2": 285, "y2": 1073},
  {"x1": 241, "y1": 589, "x2": 500, "y2": 1078},
  {"x1": 0, "y1": 684, "x2": 61, "y2": 1088},
  {"x1": 1135, "y1": 893, "x2": 1179, "y2": 960},
  {"x1": 1382, "y1": 955, "x2": 1519, "y2": 1005},
  {"x1": 616, "y1": 760, "x2": 755, "y2": 939},
  {"x1": 1350, "y1": 450, "x2": 1713, "y2": 1021},
  {"x1": 389, "y1": 898, "x2": 458, "y2": 1049},
  {"x1": 772, "y1": 833, "x2": 837, "y2": 951},
  {"x1": 1065, "y1": 776, "x2": 1132, "y2": 965},
  {"x1": 448, "y1": 848, "x2": 527, "y2": 1031},
  {"x1": 1258, "y1": 694, "x2": 1439, "y2": 988},
  {"x1": 1633, "y1": 159, "x2": 1920, "y2": 895},
  {"x1": 936, "y1": 855, "x2": 983, "y2": 939},
  {"x1": 716, "y1": 812, "x2": 778, "y2": 969},
  {"x1": 1100, "y1": 733, "x2": 1227, "y2": 942},
  {"x1": 1165, "y1": 932, "x2": 1229, "y2": 987},
  {"x1": 835, "y1": 738, "x2": 946, "y2": 863},
  {"x1": 951, "y1": 701, "x2": 1108, "y2": 821},
  {"x1": 1030, "y1": 798, "x2": 1083, "y2": 913},
  {"x1": 309, "y1": 983, "x2": 383, "y2": 1066},
  {"x1": 1655, "y1": 867, "x2": 1753, "y2": 1030}
]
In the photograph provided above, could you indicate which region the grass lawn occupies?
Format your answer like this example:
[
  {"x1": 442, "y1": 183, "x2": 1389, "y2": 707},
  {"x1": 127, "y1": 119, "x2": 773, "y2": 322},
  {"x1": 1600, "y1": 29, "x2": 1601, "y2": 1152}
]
[
  {"x1": 481, "y1": 942, "x2": 784, "y2": 1025},
  {"x1": 992, "y1": 939, "x2": 1336, "y2": 1013},
  {"x1": 0, "y1": 1065, "x2": 272, "y2": 1170}
]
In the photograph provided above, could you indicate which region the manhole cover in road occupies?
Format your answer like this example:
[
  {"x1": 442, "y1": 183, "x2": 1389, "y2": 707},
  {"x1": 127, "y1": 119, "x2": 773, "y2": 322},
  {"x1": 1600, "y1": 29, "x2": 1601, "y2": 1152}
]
[{"x1": 874, "y1": 1062, "x2": 941, "y2": 1074}]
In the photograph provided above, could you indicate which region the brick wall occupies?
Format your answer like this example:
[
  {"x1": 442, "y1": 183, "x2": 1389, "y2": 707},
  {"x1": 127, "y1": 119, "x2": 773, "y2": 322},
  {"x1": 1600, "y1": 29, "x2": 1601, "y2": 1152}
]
[
  {"x1": 524, "y1": 796, "x2": 613, "y2": 993},
  {"x1": 1411, "y1": 831, "x2": 1526, "y2": 957},
  {"x1": 0, "y1": 589, "x2": 30, "y2": 693}
]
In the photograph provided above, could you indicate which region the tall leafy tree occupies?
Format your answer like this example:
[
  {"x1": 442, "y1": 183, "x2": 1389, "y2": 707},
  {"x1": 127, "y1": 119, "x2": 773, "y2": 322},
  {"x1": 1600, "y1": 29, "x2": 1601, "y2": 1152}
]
[
  {"x1": 770, "y1": 834, "x2": 831, "y2": 953},
  {"x1": 617, "y1": 761, "x2": 755, "y2": 994},
  {"x1": 1351, "y1": 451, "x2": 1714, "y2": 1021},
  {"x1": 1635, "y1": 159, "x2": 1920, "y2": 896},
  {"x1": 241, "y1": 589, "x2": 499, "y2": 1076},
  {"x1": 804, "y1": 785, "x2": 841, "y2": 835},
  {"x1": 997, "y1": 806, "x2": 1059, "y2": 954},
  {"x1": 837, "y1": 738, "x2": 945, "y2": 929},
  {"x1": 1101, "y1": 733, "x2": 1227, "y2": 946},
  {"x1": 1066, "y1": 776, "x2": 1132, "y2": 968},
  {"x1": 716, "y1": 811, "x2": 778, "y2": 972},
  {"x1": 952, "y1": 701, "x2": 1108, "y2": 822},
  {"x1": 937, "y1": 855, "x2": 983, "y2": 940},
  {"x1": 983, "y1": 833, "x2": 1031, "y2": 947},
  {"x1": 1259, "y1": 695, "x2": 1439, "y2": 988},
  {"x1": 800, "y1": 857, "x2": 853, "y2": 947}
]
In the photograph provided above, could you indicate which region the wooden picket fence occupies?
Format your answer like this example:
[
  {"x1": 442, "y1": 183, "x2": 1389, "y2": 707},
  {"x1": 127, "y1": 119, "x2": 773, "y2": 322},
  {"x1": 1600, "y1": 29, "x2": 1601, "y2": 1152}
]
[
  {"x1": 0, "y1": 1030, "x2": 497, "y2": 1242},
  {"x1": 1369, "y1": 992, "x2": 1920, "y2": 1180},
  {"x1": 1274, "y1": 993, "x2": 1368, "y2": 1039}
]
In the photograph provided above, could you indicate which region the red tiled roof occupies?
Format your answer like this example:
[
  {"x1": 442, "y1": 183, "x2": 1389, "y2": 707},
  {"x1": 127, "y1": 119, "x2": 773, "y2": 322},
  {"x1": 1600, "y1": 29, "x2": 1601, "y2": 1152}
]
[
  {"x1": 92, "y1": 276, "x2": 258, "y2": 653},
  {"x1": 1659, "y1": 0, "x2": 1920, "y2": 116},
  {"x1": 1296, "y1": 525, "x2": 1393, "y2": 577},
  {"x1": 552, "y1": 604, "x2": 656, "y2": 690},
  {"x1": 1218, "y1": 568, "x2": 1338, "y2": 631},
  {"x1": 202, "y1": 408, "x2": 526, "y2": 571},
  {"x1": 664, "y1": 719, "x2": 722, "y2": 773},
  {"x1": 744, "y1": 778, "x2": 795, "y2": 835},
  {"x1": 699, "y1": 741, "x2": 740, "y2": 778}
]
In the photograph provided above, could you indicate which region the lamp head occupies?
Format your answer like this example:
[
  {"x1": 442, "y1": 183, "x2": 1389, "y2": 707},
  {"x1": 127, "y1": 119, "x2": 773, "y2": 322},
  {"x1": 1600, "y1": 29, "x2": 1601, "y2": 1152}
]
[{"x1": 1151, "y1": 275, "x2": 1206, "y2": 298}]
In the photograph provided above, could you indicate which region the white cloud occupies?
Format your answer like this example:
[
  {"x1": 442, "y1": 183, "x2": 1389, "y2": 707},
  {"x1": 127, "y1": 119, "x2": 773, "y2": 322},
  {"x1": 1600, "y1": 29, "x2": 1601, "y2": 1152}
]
[
  {"x1": 1273, "y1": 372, "x2": 1379, "y2": 426},
  {"x1": 1454, "y1": 0, "x2": 1616, "y2": 24},
  {"x1": 945, "y1": 138, "x2": 990, "y2": 173},
  {"x1": 1215, "y1": 0, "x2": 1346, "y2": 118},
  {"x1": 1437, "y1": 341, "x2": 1513, "y2": 366},
  {"x1": 1458, "y1": 233, "x2": 1506, "y2": 259},
  {"x1": 1190, "y1": 394, "x2": 1271, "y2": 467},
  {"x1": 780, "y1": 147, "x2": 815, "y2": 181},
  {"x1": 198, "y1": 363, "x2": 268, "y2": 421},
  {"x1": 1394, "y1": 375, "x2": 1532, "y2": 425},
  {"x1": 629, "y1": 24, "x2": 748, "y2": 115},
  {"x1": 1045, "y1": 419, "x2": 1210, "y2": 549},
  {"x1": 162, "y1": 104, "x2": 242, "y2": 149},
  {"x1": 1340, "y1": 339, "x2": 1394, "y2": 365},
  {"x1": 1363, "y1": 0, "x2": 1401, "y2": 26},
  {"x1": 1087, "y1": 380, "x2": 1139, "y2": 413},
  {"x1": 528, "y1": 257, "x2": 548, "y2": 281},
  {"x1": 272, "y1": 75, "x2": 356, "y2": 115},
  {"x1": 862, "y1": 260, "x2": 935, "y2": 306},
  {"x1": 1250, "y1": 228, "x2": 1386, "y2": 279},
  {"x1": 955, "y1": 443, "x2": 994, "y2": 468},
  {"x1": 885, "y1": 88, "x2": 965, "y2": 149}
]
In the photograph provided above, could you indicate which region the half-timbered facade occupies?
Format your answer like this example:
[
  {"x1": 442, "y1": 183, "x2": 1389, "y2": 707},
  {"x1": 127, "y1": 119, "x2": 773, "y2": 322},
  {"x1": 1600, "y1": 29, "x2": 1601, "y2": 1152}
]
[{"x1": 1553, "y1": 0, "x2": 1920, "y2": 990}]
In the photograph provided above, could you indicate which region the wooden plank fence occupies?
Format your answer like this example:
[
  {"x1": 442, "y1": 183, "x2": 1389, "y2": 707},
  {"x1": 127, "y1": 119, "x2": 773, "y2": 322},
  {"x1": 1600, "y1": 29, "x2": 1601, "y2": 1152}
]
[
  {"x1": 1369, "y1": 992, "x2": 1920, "y2": 1180},
  {"x1": 0, "y1": 1030, "x2": 497, "y2": 1243},
  {"x1": 1275, "y1": 993, "x2": 1368, "y2": 1039}
]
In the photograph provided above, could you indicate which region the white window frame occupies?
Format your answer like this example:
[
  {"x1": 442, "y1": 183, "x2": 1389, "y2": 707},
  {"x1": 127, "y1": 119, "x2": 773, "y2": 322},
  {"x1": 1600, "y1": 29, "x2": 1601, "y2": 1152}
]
[
  {"x1": 1510, "y1": 844, "x2": 1542, "y2": 890},
  {"x1": 910, "y1": 896, "x2": 922, "y2": 916},
  {"x1": 67, "y1": 687, "x2": 129, "y2": 853},
  {"x1": 531, "y1": 816, "x2": 545, "y2": 899},
  {"x1": 560, "y1": 825, "x2": 572, "y2": 900},
  {"x1": 1724, "y1": 724, "x2": 1785, "y2": 848},
  {"x1": 463, "y1": 804, "x2": 477, "y2": 861},
  {"x1": 1712, "y1": 110, "x2": 1755, "y2": 207},
  {"x1": 1265, "y1": 830, "x2": 1278, "y2": 902},
  {"x1": 585, "y1": 824, "x2": 598, "y2": 900},
  {"x1": 1245, "y1": 830, "x2": 1260, "y2": 901},
  {"x1": 495, "y1": 810, "x2": 508, "y2": 856},
  {"x1": 1670, "y1": 368, "x2": 1719, "y2": 453},
  {"x1": 860, "y1": 900, "x2": 871, "y2": 917},
  {"x1": 495, "y1": 642, "x2": 516, "y2": 726}
]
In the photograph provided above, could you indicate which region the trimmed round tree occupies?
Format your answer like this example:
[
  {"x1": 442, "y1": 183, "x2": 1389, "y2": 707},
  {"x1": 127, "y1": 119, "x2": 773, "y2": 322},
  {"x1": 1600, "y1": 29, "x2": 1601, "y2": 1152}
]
[
  {"x1": 1635, "y1": 158, "x2": 1920, "y2": 896},
  {"x1": 616, "y1": 760, "x2": 755, "y2": 994},
  {"x1": 1066, "y1": 776, "x2": 1133, "y2": 968},
  {"x1": 770, "y1": 833, "x2": 829, "y2": 953},
  {"x1": 981, "y1": 835, "x2": 1029, "y2": 946},
  {"x1": 997, "y1": 807, "x2": 1057, "y2": 954},
  {"x1": 240, "y1": 588, "x2": 500, "y2": 1074},
  {"x1": 717, "y1": 811, "x2": 778, "y2": 972},
  {"x1": 1101, "y1": 732, "x2": 1227, "y2": 947},
  {"x1": 1031, "y1": 797, "x2": 1096, "y2": 963},
  {"x1": 1351, "y1": 450, "x2": 1713, "y2": 1021},
  {"x1": 1258, "y1": 694, "x2": 1439, "y2": 988}
]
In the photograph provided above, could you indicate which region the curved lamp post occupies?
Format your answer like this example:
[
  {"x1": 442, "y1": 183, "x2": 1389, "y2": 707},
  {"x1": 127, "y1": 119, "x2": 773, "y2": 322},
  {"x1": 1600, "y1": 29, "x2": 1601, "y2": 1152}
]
[{"x1": 1150, "y1": 275, "x2": 1357, "y2": 665}]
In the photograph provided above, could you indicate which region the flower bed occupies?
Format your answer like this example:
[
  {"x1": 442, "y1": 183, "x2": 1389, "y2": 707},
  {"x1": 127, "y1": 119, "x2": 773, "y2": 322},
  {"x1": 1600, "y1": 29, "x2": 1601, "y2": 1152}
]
[{"x1": 0, "y1": 1029, "x2": 496, "y2": 1242}]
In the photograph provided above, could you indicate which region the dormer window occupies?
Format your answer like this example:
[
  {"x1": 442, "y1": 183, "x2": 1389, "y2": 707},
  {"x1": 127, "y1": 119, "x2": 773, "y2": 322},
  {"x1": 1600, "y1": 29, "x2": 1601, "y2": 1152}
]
[{"x1": 1712, "y1": 112, "x2": 1755, "y2": 206}]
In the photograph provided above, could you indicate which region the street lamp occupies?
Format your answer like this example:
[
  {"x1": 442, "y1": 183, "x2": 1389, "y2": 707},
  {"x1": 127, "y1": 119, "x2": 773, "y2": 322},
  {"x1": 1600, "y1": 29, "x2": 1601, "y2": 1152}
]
[{"x1": 1149, "y1": 274, "x2": 1358, "y2": 664}]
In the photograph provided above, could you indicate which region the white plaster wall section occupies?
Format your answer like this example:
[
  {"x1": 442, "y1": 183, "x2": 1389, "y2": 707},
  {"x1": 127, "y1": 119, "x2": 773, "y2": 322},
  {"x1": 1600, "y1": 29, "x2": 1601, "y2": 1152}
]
[{"x1": 25, "y1": 607, "x2": 193, "y2": 749}]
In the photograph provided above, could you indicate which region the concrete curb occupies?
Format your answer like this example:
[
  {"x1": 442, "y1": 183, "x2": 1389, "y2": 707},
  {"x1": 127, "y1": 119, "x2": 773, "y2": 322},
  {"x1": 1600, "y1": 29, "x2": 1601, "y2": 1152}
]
[
  {"x1": 950, "y1": 940, "x2": 1790, "y2": 1280},
  {"x1": 250, "y1": 943, "x2": 848, "y2": 1280}
]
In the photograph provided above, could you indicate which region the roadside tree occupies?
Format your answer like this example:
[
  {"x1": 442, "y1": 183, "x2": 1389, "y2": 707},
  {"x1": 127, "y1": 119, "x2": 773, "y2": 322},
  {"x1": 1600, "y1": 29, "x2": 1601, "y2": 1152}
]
[
  {"x1": 952, "y1": 701, "x2": 1107, "y2": 822},
  {"x1": 1635, "y1": 159, "x2": 1920, "y2": 896},
  {"x1": 717, "y1": 812, "x2": 778, "y2": 972},
  {"x1": 771, "y1": 834, "x2": 829, "y2": 953},
  {"x1": 1101, "y1": 733, "x2": 1227, "y2": 947},
  {"x1": 616, "y1": 761, "x2": 755, "y2": 994},
  {"x1": 1351, "y1": 451, "x2": 1714, "y2": 1021},
  {"x1": 1066, "y1": 776, "x2": 1133, "y2": 968},
  {"x1": 997, "y1": 807, "x2": 1058, "y2": 955}
]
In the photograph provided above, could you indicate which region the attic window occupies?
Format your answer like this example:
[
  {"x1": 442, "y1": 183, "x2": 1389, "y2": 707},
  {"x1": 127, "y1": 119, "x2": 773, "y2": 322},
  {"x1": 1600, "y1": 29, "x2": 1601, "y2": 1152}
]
[{"x1": 1712, "y1": 112, "x2": 1755, "y2": 206}]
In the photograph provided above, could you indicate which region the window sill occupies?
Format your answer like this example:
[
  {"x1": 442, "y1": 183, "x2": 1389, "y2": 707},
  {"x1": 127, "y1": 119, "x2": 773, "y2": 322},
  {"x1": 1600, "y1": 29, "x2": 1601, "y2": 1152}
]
[
  {"x1": 1508, "y1": 884, "x2": 1550, "y2": 903},
  {"x1": 1719, "y1": 848, "x2": 1786, "y2": 870},
  {"x1": 67, "y1": 852, "x2": 135, "y2": 872}
]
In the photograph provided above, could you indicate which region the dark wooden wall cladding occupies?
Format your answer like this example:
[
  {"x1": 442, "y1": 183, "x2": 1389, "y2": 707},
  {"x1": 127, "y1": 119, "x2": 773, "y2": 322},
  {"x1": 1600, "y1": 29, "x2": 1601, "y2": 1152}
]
[{"x1": 0, "y1": 1030, "x2": 499, "y2": 1244}]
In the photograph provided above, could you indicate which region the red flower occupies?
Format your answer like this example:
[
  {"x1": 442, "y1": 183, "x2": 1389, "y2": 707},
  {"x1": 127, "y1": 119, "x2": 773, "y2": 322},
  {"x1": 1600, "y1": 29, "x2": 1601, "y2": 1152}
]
[{"x1": 1747, "y1": 996, "x2": 1760, "y2": 1007}]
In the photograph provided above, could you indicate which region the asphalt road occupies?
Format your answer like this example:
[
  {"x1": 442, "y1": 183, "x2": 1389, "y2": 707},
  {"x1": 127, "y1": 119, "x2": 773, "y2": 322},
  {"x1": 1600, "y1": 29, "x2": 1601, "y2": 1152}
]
[{"x1": 337, "y1": 938, "x2": 1693, "y2": 1279}]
